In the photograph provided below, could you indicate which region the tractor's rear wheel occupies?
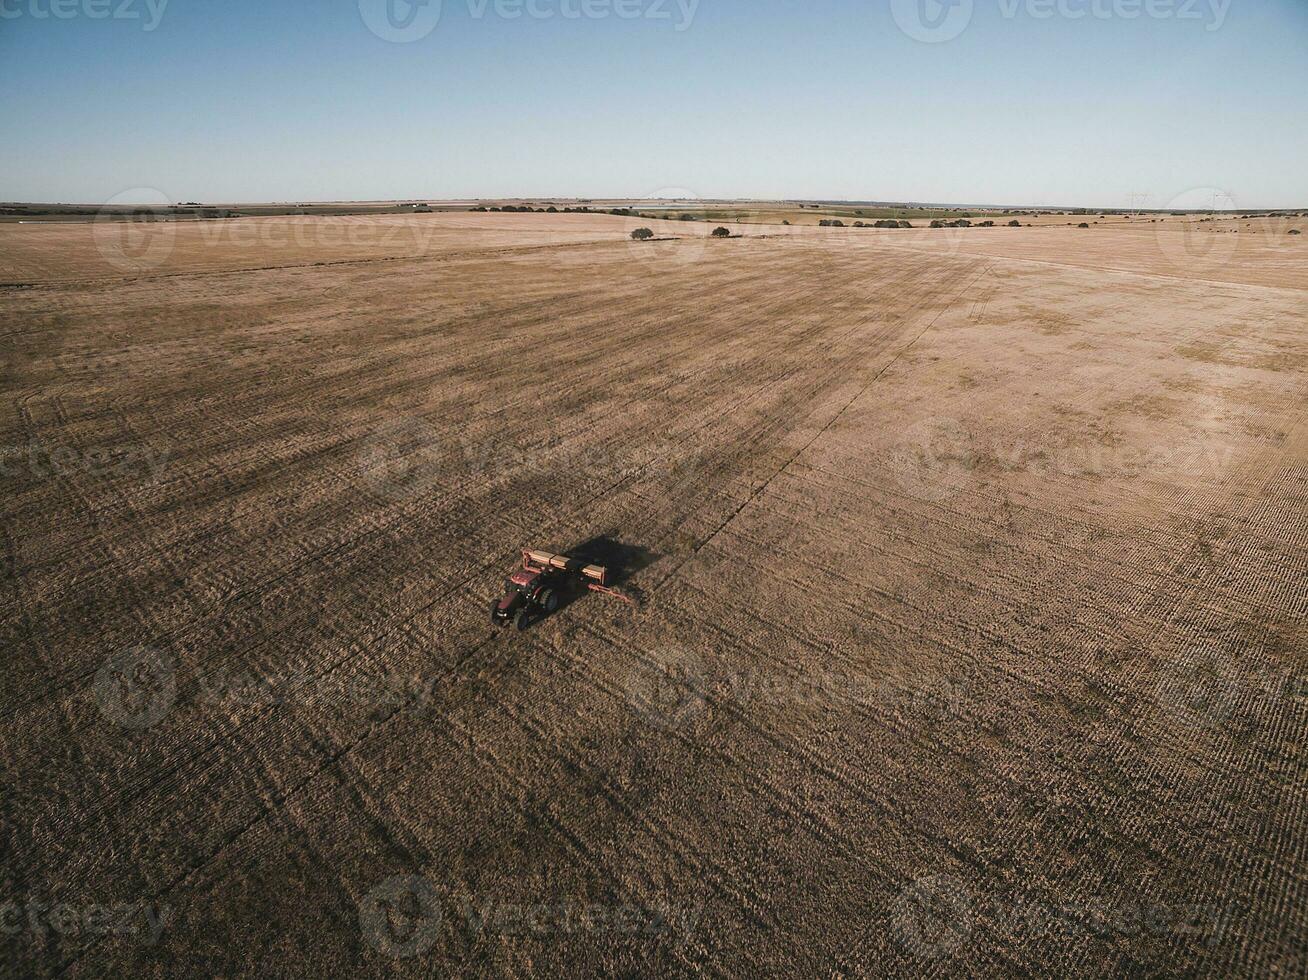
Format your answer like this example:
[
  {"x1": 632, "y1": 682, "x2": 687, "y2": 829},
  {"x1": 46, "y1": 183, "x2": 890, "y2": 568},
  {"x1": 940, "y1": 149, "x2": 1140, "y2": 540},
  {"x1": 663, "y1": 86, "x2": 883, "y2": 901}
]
[
  {"x1": 540, "y1": 589, "x2": 559, "y2": 614},
  {"x1": 513, "y1": 608, "x2": 531, "y2": 631}
]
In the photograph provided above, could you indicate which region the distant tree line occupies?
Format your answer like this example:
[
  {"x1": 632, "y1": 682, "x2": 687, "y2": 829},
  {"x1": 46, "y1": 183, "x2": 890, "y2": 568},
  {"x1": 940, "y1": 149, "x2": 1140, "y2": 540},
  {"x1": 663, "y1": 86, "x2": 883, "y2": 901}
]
[
  {"x1": 470, "y1": 205, "x2": 659, "y2": 216},
  {"x1": 853, "y1": 219, "x2": 914, "y2": 228}
]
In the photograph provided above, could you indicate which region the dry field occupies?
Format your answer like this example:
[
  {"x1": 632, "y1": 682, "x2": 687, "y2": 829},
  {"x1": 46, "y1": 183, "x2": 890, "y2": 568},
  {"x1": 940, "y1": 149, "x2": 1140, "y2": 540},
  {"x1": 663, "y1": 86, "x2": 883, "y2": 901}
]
[{"x1": 2, "y1": 211, "x2": 1306, "y2": 976}]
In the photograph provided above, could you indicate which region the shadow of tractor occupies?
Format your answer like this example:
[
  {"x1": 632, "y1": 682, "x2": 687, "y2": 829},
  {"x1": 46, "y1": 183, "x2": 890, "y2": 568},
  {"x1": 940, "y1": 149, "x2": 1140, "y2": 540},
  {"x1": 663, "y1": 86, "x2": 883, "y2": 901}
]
[
  {"x1": 501, "y1": 535, "x2": 656, "y2": 630},
  {"x1": 567, "y1": 535, "x2": 655, "y2": 590}
]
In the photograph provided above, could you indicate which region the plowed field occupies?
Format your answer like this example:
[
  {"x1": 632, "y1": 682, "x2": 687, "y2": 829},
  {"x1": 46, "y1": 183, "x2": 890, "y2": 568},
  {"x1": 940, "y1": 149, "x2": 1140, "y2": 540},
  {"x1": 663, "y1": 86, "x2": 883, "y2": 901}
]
[{"x1": 2, "y1": 213, "x2": 1305, "y2": 976}]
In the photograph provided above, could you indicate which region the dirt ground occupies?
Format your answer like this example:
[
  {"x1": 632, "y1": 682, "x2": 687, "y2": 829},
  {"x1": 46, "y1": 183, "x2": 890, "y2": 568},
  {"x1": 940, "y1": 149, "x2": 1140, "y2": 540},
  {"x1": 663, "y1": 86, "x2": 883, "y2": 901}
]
[{"x1": 1, "y1": 211, "x2": 1305, "y2": 976}]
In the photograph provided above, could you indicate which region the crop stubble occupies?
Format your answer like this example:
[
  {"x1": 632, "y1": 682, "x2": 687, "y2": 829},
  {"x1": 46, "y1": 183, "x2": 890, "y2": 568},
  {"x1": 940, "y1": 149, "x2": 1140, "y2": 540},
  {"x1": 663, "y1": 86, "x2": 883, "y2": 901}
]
[{"x1": 1, "y1": 214, "x2": 1305, "y2": 976}]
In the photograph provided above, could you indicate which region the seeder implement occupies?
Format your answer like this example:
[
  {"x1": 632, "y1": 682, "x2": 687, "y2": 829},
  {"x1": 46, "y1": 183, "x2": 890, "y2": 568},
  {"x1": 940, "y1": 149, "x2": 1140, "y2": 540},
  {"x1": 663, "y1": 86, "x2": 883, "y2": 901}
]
[{"x1": 491, "y1": 549, "x2": 635, "y2": 630}]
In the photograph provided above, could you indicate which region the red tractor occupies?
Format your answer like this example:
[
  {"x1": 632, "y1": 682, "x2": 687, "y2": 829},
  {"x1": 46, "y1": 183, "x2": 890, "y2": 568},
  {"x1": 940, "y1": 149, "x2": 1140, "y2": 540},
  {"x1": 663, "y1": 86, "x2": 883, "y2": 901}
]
[{"x1": 491, "y1": 549, "x2": 633, "y2": 630}]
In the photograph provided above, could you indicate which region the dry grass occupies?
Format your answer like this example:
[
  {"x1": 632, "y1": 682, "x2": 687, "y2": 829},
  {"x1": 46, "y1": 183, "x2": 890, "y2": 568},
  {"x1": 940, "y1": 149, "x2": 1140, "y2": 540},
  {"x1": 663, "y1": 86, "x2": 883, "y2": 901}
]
[{"x1": 2, "y1": 214, "x2": 1305, "y2": 975}]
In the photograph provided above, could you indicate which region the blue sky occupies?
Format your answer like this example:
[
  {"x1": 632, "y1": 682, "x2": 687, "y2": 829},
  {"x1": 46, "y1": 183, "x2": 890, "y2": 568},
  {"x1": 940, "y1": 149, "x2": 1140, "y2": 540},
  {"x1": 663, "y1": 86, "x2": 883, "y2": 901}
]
[{"x1": 1, "y1": 0, "x2": 1305, "y2": 207}]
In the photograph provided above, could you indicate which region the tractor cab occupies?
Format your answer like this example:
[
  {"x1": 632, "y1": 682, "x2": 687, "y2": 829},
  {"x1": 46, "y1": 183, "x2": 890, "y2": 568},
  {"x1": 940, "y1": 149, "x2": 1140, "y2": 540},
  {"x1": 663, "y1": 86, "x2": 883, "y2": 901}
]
[{"x1": 507, "y1": 567, "x2": 541, "y2": 591}]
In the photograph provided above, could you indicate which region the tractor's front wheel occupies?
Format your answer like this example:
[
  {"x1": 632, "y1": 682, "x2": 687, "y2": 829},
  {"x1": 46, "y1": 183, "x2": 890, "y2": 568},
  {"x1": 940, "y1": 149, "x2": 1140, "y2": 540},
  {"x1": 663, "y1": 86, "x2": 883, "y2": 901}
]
[
  {"x1": 513, "y1": 608, "x2": 531, "y2": 631},
  {"x1": 490, "y1": 599, "x2": 504, "y2": 626}
]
